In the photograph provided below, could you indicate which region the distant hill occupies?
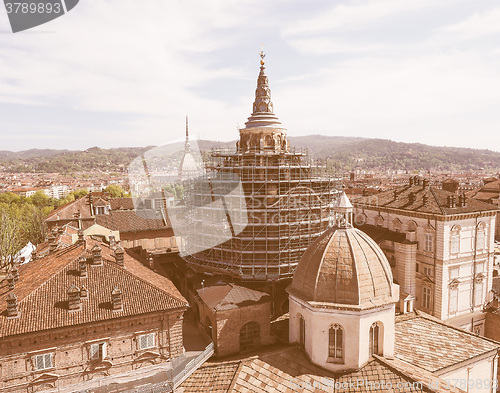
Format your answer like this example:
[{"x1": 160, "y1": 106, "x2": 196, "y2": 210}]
[{"x1": 0, "y1": 136, "x2": 499, "y2": 173}]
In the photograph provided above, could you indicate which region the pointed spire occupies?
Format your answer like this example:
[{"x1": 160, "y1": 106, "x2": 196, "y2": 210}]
[
  {"x1": 185, "y1": 116, "x2": 191, "y2": 153},
  {"x1": 244, "y1": 51, "x2": 283, "y2": 129}
]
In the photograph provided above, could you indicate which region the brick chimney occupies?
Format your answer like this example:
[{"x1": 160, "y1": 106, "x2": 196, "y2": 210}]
[
  {"x1": 58, "y1": 227, "x2": 64, "y2": 235},
  {"x1": 77, "y1": 229, "x2": 84, "y2": 244},
  {"x1": 78, "y1": 256, "x2": 87, "y2": 277},
  {"x1": 67, "y1": 285, "x2": 81, "y2": 311},
  {"x1": 6, "y1": 293, "x2": 19, "y2": 319},
  {"x1": 114, "y1": 246, "x2": 124, "y2": 267},
  {"x1": 91, "y1": 244, "x2": 102, "y2": 266},
  {"x1": 7, "y1": 274, "x2": 15, "y2": 291},
  {"x1": 12, "y1": 265, "x2": 19, "y2": 282},
  {"x1": 111, "y1": 287, "x2": 123, "y2": 311},
  {"x1": 49, "y1": 240, "x2": 58, "y2": 254},
  {"x1": 409, "y1": 192, "x2": 415, "y2": 204}
]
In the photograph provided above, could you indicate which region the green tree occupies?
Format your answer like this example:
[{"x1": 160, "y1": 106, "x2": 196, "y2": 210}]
[
  {"x1": 0, "y1": 205, "x2": 24, "y2": 271},
  {"x1": 104, "y1": 185, "x2": 129, "y2": 198}
]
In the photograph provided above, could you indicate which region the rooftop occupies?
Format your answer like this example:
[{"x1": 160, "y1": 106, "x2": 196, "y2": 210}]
[
  {"x1": 353, "y1": 181, "x2": 498, "y2": 215},
  {"x1": 394, "y1": 311, "x2": 499, "y2": 373},
  {"x1": 0, "y1": 237, "x2": 187, "y2": 338}
]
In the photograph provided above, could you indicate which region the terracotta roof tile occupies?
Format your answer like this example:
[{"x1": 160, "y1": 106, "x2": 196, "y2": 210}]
[
  {"x1": 353, "y1": 184, "x2": 498, "y2": 215},
  {"x1": 395, "y1": 312, "x2": 498, "y2": 372},
  {"x1": 0, "y1": 238, "x2": 187, "y2": 338}
]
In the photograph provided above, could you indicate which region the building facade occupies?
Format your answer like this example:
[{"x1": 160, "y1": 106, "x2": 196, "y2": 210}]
[
  {"x1": 352, "y1": 176, "x2": 498, "y2": 332},
  {"x1": 0, "y1": 236, "x2": 188, "y2": 392}
]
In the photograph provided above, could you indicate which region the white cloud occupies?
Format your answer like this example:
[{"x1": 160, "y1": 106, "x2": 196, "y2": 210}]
[{"x1": 438, "y1": 7, "x2": 500, "y2": 39}]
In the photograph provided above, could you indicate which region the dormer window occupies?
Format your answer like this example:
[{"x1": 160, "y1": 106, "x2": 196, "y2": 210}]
[{"x1": 94, "y1": 205, "x2": 110, "y2": 215}]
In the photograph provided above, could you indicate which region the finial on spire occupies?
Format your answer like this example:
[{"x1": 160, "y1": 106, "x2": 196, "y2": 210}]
[{"x1": 259, "y1": 43, "x2": 265, "y2": 66}]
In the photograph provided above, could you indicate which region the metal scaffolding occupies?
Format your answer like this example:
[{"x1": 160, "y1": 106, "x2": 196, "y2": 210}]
[{"x1": 182, "y1": 147, "x2": 338, "y2": 281}]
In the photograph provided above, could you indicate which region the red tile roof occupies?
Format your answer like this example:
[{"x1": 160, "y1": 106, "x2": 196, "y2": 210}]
[
  {"x1": 197, "y1": 284, "x2": 270, "y2": 311},
  {"x1": 353, "y1": 184, "x2": 498, "y2": 215},
  {"x1": 0, "y1": 238, "x2": 187, "y2": 338}
]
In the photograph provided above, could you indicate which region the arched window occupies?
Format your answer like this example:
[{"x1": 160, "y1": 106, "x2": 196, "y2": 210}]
[
  {"x1": 240, "y1": 321, "x2": 260, "y2": 352},
  {"x1": 328, "y1": 324, "x2": 344, "y2": 363},
  {"x1": 407, "y1": 221, "x2": 418, "y2": 232},
  {"x1": 369, "y1": 322, "x2": 380, "y2": 356},
  {"x1": 476, "y1": 222, "x2": 486, "y2": 250},
  {"x1": 299, "y1": 315, "x2": 305, "y2": 348},
  {"x1": 450, "y1": 225, "x2": 461, "y2": 254},
  {"x1": 393, "y1": 219, "x2": 402, "y2": 233},
  {"x1": 375, "y1": 215, "x2": 384, "y2": 227},
  {"x1": 449, "y1": 283, "x2": 459, "y2": 315}
]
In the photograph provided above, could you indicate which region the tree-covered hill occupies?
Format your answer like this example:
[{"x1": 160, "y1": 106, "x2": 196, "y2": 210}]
[{"x1": 1, "y1": 136, "x2": 499, "y2": 173}]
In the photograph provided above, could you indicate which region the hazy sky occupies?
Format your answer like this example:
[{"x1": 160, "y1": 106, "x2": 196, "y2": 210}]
[{"x1": 1, "y1": 0, "x2": 500, "y2": 151}]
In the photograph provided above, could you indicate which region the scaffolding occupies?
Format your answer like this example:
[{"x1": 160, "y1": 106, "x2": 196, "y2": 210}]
[{"x1": 182, "y1": 146, "x2": 339, "y2": 281}]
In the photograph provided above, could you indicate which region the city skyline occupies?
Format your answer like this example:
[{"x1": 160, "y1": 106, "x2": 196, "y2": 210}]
[{"x1": 1, "y1": 0, "x2": 500, "y2": 151}]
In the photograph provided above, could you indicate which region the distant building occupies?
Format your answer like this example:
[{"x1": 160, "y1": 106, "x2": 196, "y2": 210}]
[
  {"x1": 352, "y1": 176, "x2": 499, "y2": 333},
  {"x1": 0, "y1": 236, "x2": 188, "y2": 392},
  {"x1": 45, "y1": 193, "x2": 177, "y2": 252},
  {"x1": 467, "y1": 177, "x2": 500, "y2": 241}
]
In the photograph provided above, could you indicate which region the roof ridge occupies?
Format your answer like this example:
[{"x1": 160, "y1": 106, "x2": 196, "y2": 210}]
[{"x1": 429, "y1": 187, "x2": 447, "y2": 215}]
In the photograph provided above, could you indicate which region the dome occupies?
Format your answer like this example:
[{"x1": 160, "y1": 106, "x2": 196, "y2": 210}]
[{"x1": 288, "y1": 226, "x2": 395, "y2": 307}]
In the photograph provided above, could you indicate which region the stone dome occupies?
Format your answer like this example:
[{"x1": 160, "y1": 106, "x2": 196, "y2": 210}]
[{"x1": 289, "y1": 226, "x2": 396, "y2": 307}]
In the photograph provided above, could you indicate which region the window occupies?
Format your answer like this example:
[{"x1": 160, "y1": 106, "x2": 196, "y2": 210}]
[
  {"x1": 369, "y1": 323, "x2": 380, "y2": 356},
  {"x1": 449, "y1": 286, "x2": 458, "y2": 314},
  {"x1": 423, "y1": 286, "x2": 432, "y2": 310},
  {"x1": 240, "y1": 321, "x2": 260, "y2": 352},
  {"x1": 476, "y1": 224, "x2": 486, "y2": 250},
  {"x1": 89, "y1": 343, "x2": 106, "y2": 361},
  {"x1": 450, "y1": 226, "x2": 461, "y2": 254},
  {"x1": 328, "y1": 324, "x2": 343, "y2": 363},
  {"x1": 95, "y1": 206, "x2": 105, "y2": 215},
  {"x1": 393, "y1": 219, "x2": 402, "y2": 233},
  {"x1": 299, "y1": 315, "x2": 305, "y2": 348},
  {"x1": 423, "y1": 266, "x2": 432, "y2": 277},
  {"x1": 34, "y1": 353, "x2": 53, "y2": 371},
  {"x1": 424, "y1": 234, "x2": 433, "y2": 252},
  {"x1": 138, "y1": 333, "x2": 156, "y2": 350}
]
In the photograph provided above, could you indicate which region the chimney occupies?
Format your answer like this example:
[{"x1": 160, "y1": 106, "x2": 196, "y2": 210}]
[
  {"x1": 12, "y1": 266, "x2": 19, "y2": 282},
  {"x1": 58, "y1": 227, "x2": 64, "y2": 235},
  {"x1": 67, "y1": 285, "x2": 81, "y2": 311},
  {"x1": 7, "y1": 274, "x2": 15, "y2": 291},
  {"x1": 80, "y1": 285, "x2": 88, "y2": 299},
  {"x1": 31, "y1": 251, "x2": 37, "y2": 261},
  {"x1": 91, "y1": 244, "x2": 102, "y2": 266},
  {"x1": 111, "y1": 287, "x2": 123, "y2": 311},
  {"x1": 409, "y1": 192, "x2": 415, "y2": 204},
  {"x1": 6, "y1": 293, "x2": 19, "y2": 319},
  {"x1": 458, "y1": 193, "x2": 467, "y2": 207},
  {"x1": 114, "y1": 246, "x2": 124, "y2": 267},
  {"x1": 49, "y1": 240, "x2": 58, "y2": 254},
  {"x1": 109, "y1": 234, "x2": 116, "y2": 248},
  {"x1": 423, "y1": 179, "x2": 429, "y2": 188},
  {"x1": 423, "y1": 195, "x2": 428, "y2": 205},
  {"x1": 409, "y1": 177, "x2": 414, "y2": 186},
  {"x1": 148, "y1": 256, "x2": 154, "y2": 269},
  {"x1": 77, "y1": 230, "x2": 84, "y2": 244},
  {"x1": 78, "y1": 256, "x2": 87, "y2": 277}
]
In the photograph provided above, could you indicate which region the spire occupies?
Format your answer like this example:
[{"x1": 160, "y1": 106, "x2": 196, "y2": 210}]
[
  {"x1": 333, "y1": 191, "x2": 353, "y2": 229},
  {"x1": 244, "y1": 51, "x2": 283, "y2": 129},
  {"x1": 185, "y1": 116, "x2": 191, "y2": 153}
]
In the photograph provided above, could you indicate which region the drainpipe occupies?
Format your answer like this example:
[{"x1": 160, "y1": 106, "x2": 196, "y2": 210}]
[
  {"x1": 432, "y1": 215, "x2": 438, "y2": 317},
  {"x1": 472, "y1": 214, "x2": 478, "y2": 320}
]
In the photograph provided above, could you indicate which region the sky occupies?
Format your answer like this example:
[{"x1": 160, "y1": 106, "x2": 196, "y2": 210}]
[{"x1": 0, "y1": 0, "x2": 500, "y2": 152}]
